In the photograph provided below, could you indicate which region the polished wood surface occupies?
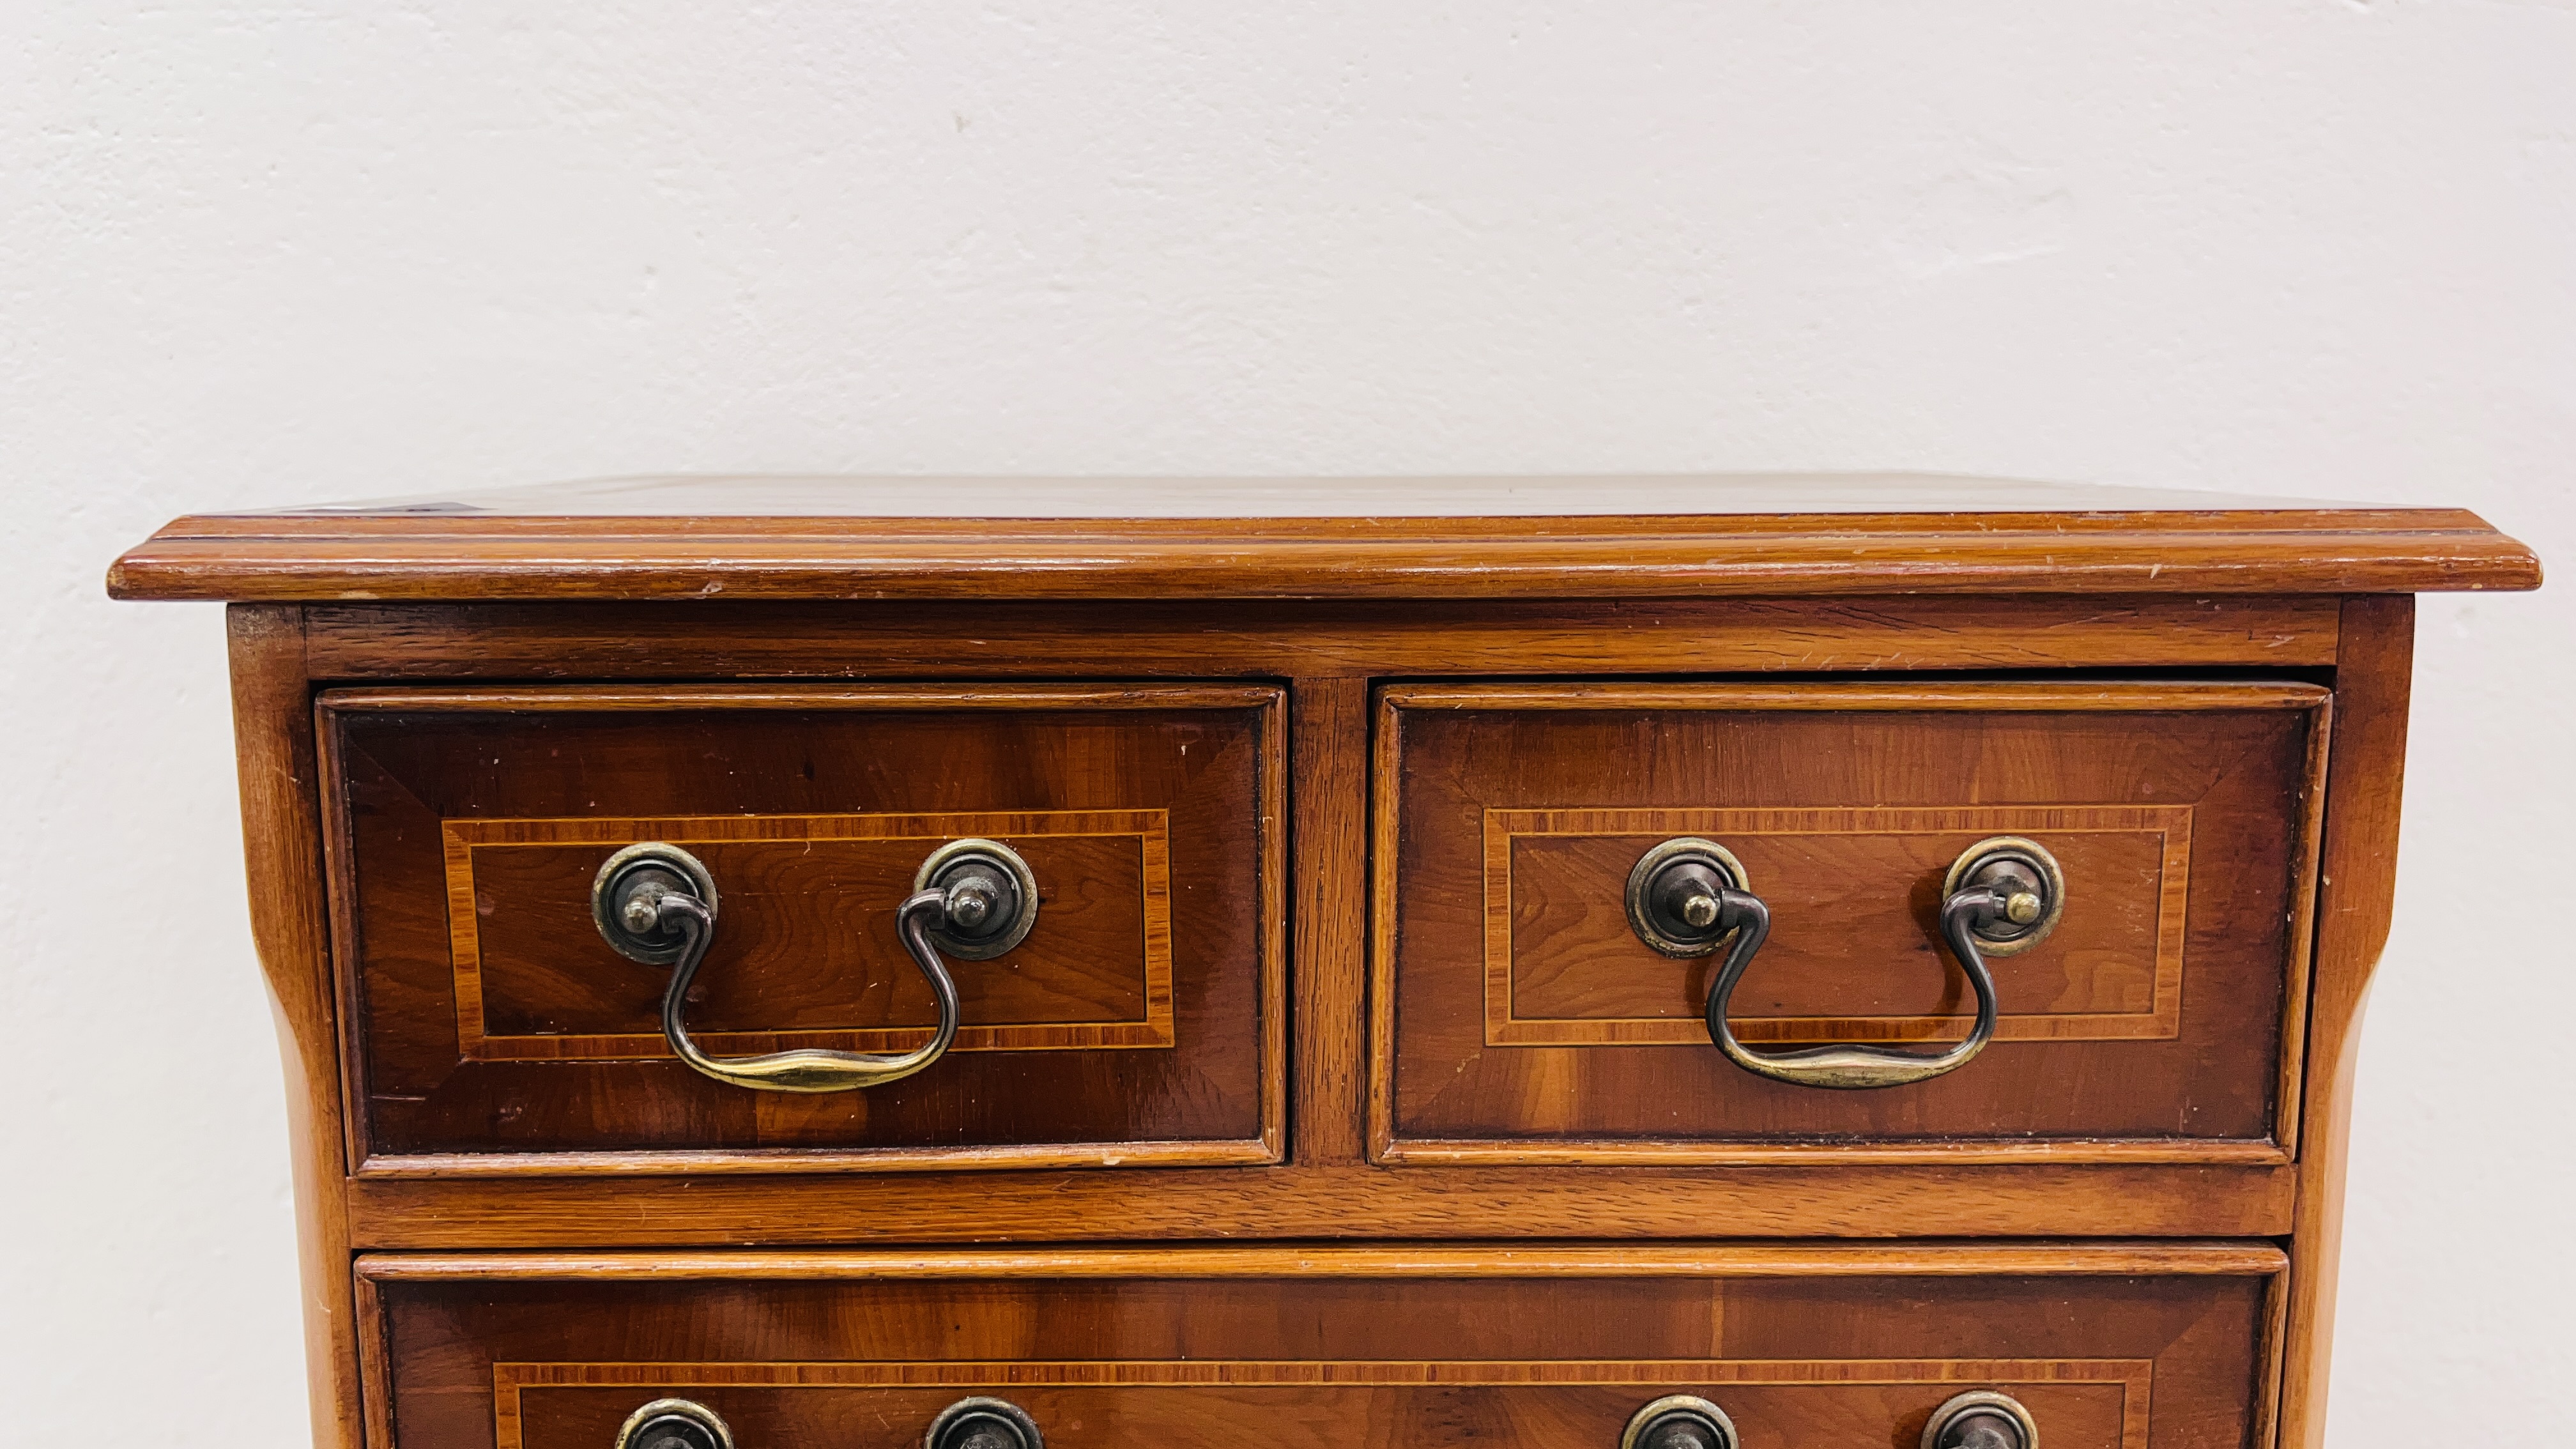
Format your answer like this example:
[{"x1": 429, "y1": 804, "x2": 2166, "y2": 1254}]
[
  {"x1": 2276, "y1": 597, "x2": 2415, "y2": 1449},
  {"x1": 436, "y1": 809, "x2": 1178, "y2": 1056},
  {"x1": 295, "y1": 595, "x2": 2355, "y2": 677},
  {"x1": 361, "y1": 1245, "x2": 2275, "y2": 1449},
  {"x1": 107, "y1": 475, "x2": 2537, "y2": 601},
  {"x1": 1289, "y1": 678, "x2": 1370, "y2": 1166},
  {"x1": 1375, "y1": 682, "x2": 2327, "y2": 1164},
  {"x1": 1489, "y1": 803, "x2": 2195, "y2": 1043},
  {"x1": 229, "y1": 606, "x2": 366, "y2": 1449},
  {"x1": 342, "y1": 1163, "x2": 2297, "y2": 1247},
  {"x1": 354, "y1": 1241, "x2": 2290, "y2": 1277},
  {"x1": 222, "y1": 596, "x2": 2349, "y2": 1256},
  {"x1": 500, "y1": 1363, "x2": 2147, "y2": 1449},
  {"x1": 109, "y1": 477, "x2": 2539, "y2": 1449},
  {"x1": 321, "y1": 684, "x2": 1284, "y2": 1171}
]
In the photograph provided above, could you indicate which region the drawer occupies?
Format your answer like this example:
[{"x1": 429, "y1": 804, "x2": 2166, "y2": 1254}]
[
  {"x1": 358, "y1": 1244, "x2": 2281, "y2": 1449},
  {"x1": 1372, "y1": 681, "x2": 2328, "y2": 1164},
  {"x1": 321, "y1": 683, "x2": 1284, "y2": 1172}
]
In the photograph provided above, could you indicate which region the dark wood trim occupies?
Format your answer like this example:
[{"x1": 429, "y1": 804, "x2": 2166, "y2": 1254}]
[
  {"x1": 1377, "y1": 678, "x2": 2334, "y2": 712},
  {"x1": 2256, "y1": 1251, "x2": 2294, "y2": 1449},
  {"x1": 2273, "y1": 691, "x2": 2336, "y2": 1162},
  {"x1": 318, "y1": 681, "x2": 1287, "y2": 712},
  {"x1": 350, "y1": 1271, "x2": 395, "y2": 1449},
  {"x1": 1255, "y1": 684, "x2": 1292, "y2": 1165},
  {"x1": 355, "y1": 1139, "x2": 1282, "y2": 1180},
  {"x1": 1367, "y1": 687, "x2": 1404, "y2": 1165},
  {"x1": 1377, "y1": 1139, "x2": 2292, "y2": 1167}
]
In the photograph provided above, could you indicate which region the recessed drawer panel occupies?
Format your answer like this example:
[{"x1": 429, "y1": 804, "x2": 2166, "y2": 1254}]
[
  {"x1": 322, "y1": 684, "x2": 1283, "y2": 1173},
  {"x1": 1372, "y1": 682, "x2": 2328, "y2": 1164},
  {"x1": 358, "y1": 1245, "x2": 2278, "y2": 1449}
]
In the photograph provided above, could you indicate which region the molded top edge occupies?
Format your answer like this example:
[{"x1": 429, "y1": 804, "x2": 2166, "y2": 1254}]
[{"x1": 109, "y1": 473, "x2": 2542, "y2": 602}]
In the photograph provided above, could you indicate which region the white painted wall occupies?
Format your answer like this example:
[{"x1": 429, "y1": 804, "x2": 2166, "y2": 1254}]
[{"x1": 6, "y1": 4, "x2": 2569, "y2": 1444}]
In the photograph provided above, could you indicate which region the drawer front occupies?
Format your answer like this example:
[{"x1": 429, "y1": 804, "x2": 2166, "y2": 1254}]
[
  {"x1": 1373, "y1": 681, "x2": 2328, "y2": 1163},
  {"x1": 322, "y1": 684, "x2": 1283, "y2": 1172},
  {"x1": 360, "y1": 1246, "x2": 2278, "y2": 1449}
]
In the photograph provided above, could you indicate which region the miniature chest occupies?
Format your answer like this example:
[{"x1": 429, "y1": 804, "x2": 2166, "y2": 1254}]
[{"x1": 112, "y1": 474, "x2": 2540, "y2": 1449}]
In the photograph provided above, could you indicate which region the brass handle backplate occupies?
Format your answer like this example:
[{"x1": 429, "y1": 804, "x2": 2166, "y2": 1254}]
[
  {"x1": 1922, "y1": 1390, "x2": 2038, "y2": 1449},
  {"x1": 1629, "y1": 834, "x2": 2064, "y2": 1091},
  {"x1": 1625, "y1": 838, "x2": 1753, "y2": 958},
  {"x1": 590, "y1": 837, "x2": 1038, "y2": 1094},
  {"x1": 615, "y1": 1399, "x2": 733, "y2": 1449},
  {"x1": 1939, "y1": 835, "x2": 2064, "y2": 956},
  {"x1": 1621, "y1": 1395, "x2": 1738, "y2": 1449},
  {"x1": 926, "y1": 1395, "x2": 1046, "y2": 1449}
]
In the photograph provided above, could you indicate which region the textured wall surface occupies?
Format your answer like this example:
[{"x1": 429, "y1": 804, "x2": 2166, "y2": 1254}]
[{"x1": 5, "y1": 5, "x2": 2570, "y2": 1445}]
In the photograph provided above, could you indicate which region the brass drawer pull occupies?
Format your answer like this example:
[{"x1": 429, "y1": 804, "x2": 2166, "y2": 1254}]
[
  {"x1": 615, "y1": 1399, "x2": 732, "y2": 1449},
  {"x1": 927, "y1": 1395, "x2": 1045, "y2": 1449},
  {"x1": 1922, "y1": 1390, "x2": 2038, "y2": 1449},
  {"x1": 1627, "y1": 835, "x2": 2061, "y2": 1091},
  {"x1": 590, "y1": 837, "x2": 1038, "y2": 1093}
]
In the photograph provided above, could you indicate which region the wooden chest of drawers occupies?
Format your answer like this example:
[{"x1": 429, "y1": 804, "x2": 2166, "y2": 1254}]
[{"x1": 112, "y1": 475, "x2": 2540, "y2": 1449}]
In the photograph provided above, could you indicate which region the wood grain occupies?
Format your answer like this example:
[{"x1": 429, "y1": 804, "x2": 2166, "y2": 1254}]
[
  {"x1": 355, "y1": 1241, "x2": 2290, "y2": 1278},
  {"x1": 321, "y1": 681, "x2": 1283, "y2": 711},
  {"x1": 340, "y1": 1162, "x2": 2299, "y2": 1247},
  {"x1": 1374, "y1": 681, "x2": 2331, "y2": 1165},
  {"x1": 2255, "y1": 1254, "x2": 2292, "y2": 1449},
  {"x1": 103, "y1": 473, "x2": 2526, "y2": 1449},
  {"x1": 295, "y1": 595, "x2": 2353, "y2": 678},
  {"x1": 357, "y1": 1242, "x2": 2278, "y2": 1449},
  {"x1": 227, "y1": 605, "x2": 364, "y2": 1449},
  {"x1": 2276, "y1": 596, "x2": 2415, "y2": 1449},
  {"x1": 351, "y1": 1273, "x2": 394, "y2": 1449},
  {"x1": 319, "y1": 683, "x2": 1285, "y2": 1172},
  {"x1": 1290, "y1": 678, "x2": 1369, "y2": 1165},
  {"x1": 1485, "y1": 804, "x2": 2195, "y2": 1046},
  {"x1": 1392, "y1": 679, "x2": 2337, "y2": 711},
  {"x1": 108, "y1": 489, "x2": 2539, "y2": 601},
  {"x1": 441, "y1": 810, "x2": 1177, "y2": 1060},
  {"x1": 491, "y1": 1360, "x2": 2154, "y2": 1449}
]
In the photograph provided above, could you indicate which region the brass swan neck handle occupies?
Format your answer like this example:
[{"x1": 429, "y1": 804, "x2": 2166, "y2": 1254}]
[
  {"x1": 592, "y1": 838, "x2": 1036, "y2": 1094},
  {"x1": 1698, "y1": 884, "x2": 2002, "y2": 1090},
  {"x1": 1628, "y1": 835, "x2": 2060, "y2": 1091},
  {"x1": 649, "y1": 885, "x2": 960, "y2": 1092}
]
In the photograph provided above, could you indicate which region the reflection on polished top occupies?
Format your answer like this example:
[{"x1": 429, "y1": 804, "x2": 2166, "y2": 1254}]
[{"x1": 106, "y1": 472, "x2": 2540, "y2": 602}]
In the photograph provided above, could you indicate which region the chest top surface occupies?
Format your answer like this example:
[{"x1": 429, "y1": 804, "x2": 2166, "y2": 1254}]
[{"x1": 107, "y1": 471, "x2": 2538, "y2": 602}]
